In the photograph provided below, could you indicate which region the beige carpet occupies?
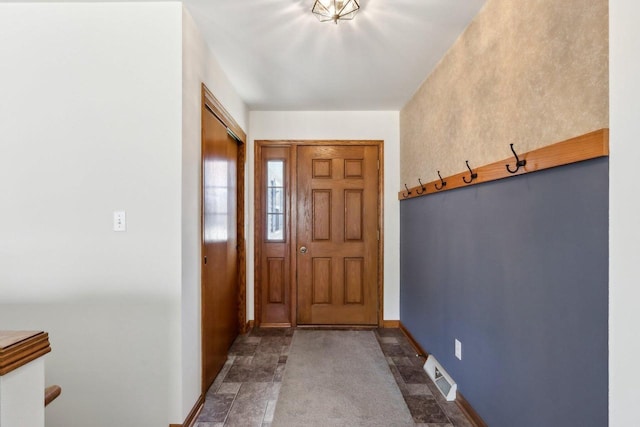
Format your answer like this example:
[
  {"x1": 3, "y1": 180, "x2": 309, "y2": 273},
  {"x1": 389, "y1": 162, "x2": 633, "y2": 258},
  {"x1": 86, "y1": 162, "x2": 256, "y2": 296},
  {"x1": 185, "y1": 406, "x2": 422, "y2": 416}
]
[{"x1": 271, "y1": 330, "x2": 414, "y2": 427}]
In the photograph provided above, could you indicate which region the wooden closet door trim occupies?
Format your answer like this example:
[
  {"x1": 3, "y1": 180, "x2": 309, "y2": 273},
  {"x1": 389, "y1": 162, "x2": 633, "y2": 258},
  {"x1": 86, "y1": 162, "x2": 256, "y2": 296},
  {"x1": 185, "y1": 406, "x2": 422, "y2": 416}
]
[{"x1": 202, "y1": 86, "x2": 246, "y2": 143}]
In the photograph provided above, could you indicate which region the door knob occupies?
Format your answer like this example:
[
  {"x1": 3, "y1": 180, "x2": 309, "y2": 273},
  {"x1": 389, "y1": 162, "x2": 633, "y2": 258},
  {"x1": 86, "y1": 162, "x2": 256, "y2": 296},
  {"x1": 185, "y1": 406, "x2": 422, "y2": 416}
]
[{"x1": 299, "y1": 246, "x2": 308, "y2": 254}]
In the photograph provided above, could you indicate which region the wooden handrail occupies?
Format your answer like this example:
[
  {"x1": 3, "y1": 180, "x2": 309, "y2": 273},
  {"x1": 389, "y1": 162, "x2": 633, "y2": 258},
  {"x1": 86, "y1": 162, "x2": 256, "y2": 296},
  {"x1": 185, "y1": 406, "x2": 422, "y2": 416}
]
[
  {"x1": 44, "y1": 385, "x2": 62, "y2": 406},
  {"x1": 0, "y1": 331, "x2": 51, "y2": 376}
]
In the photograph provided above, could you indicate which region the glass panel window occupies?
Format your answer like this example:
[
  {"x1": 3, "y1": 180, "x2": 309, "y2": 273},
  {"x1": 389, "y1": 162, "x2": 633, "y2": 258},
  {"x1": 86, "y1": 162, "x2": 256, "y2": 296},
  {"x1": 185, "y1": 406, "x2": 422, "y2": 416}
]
[{"x1": 267, "y1": 160, "x2": 285, "y2": 241}]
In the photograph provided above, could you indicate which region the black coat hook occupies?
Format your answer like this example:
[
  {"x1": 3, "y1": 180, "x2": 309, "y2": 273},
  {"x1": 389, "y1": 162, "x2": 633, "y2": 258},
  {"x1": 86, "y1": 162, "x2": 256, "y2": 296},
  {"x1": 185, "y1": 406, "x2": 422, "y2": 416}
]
[
  {"x1": 462, "y1": 160, "x2": 478, "y2": 184},
  {"x1": 506, "y1": 144, "x2": 527, "y2": 174},
  {"x1": 416, "y1": 178, "x2": 426, "y2": 195},
  {"x1": 402, "y1": 183, "x2": 412, "y2": 199},
  {"x1": 435, "y1": 171, "x2": 447, "y2": 191}
]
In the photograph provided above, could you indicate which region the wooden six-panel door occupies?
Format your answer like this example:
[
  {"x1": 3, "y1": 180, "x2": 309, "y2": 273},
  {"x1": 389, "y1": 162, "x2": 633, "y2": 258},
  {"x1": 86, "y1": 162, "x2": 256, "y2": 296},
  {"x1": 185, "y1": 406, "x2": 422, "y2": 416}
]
[{"x1": 296, "y1": 145, "x2": 379, "y2": 325}]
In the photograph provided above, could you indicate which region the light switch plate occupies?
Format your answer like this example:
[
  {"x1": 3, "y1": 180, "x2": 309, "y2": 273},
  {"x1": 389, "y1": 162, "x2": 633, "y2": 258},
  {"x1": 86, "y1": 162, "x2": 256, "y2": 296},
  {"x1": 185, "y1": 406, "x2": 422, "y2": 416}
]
[{"x1": 113, "y1": 211, "x2": 126, "y2": 232}]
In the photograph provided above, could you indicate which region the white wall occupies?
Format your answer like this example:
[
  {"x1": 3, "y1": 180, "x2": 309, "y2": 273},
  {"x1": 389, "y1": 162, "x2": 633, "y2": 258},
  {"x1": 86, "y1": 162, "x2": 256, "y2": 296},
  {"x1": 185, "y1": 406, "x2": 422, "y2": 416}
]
[
  {"x1": 248, "y1": 111, "x2": 401, "y2": 321},
  {"x1": 0, "y1": 3, "x2": 183, "y2": 426},
  {"x1": 181, "y1": 5, "x2": 249, "y2": 419},
  {"x1": 0, "y1": 358, "x2": 45, "y2": 427},
  {"x1": 609, "y1": 1, "x2": 640, "y2": 425}
]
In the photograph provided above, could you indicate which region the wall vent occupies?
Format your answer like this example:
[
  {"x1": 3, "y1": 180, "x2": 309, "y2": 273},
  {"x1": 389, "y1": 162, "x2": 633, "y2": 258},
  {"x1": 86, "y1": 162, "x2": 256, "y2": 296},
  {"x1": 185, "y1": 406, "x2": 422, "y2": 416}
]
[{"x1": 424, "y1": 356, "x2": 457, "y2": 401}]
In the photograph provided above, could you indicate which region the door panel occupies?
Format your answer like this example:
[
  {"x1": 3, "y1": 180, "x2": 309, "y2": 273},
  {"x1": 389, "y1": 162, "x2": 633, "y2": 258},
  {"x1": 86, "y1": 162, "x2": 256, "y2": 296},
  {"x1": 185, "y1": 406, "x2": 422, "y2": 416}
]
[
  {"x1": 297, "y1": 145, "x2": 379, "y2": 325},
  {"x1": 258, "y1": 146, "x2": 292, "y2": 325},
  {"x1": 202, "y1": 108, "x2": 238, "y2": 391}
]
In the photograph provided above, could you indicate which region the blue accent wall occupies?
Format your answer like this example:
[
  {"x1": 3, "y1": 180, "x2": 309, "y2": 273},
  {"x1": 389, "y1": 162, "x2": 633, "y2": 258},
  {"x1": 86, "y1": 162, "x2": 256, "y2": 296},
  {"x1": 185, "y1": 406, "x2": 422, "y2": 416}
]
[{"x1": 400, "y1": 158, "x2": 608, "y2": 426}]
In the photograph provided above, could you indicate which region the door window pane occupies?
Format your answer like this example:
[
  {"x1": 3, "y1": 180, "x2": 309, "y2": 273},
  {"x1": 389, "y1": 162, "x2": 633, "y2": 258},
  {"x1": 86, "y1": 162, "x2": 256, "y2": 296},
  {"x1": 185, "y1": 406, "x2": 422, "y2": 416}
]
[{"x1": 267, "y1": 160, "x2": 285, "y2": 241}]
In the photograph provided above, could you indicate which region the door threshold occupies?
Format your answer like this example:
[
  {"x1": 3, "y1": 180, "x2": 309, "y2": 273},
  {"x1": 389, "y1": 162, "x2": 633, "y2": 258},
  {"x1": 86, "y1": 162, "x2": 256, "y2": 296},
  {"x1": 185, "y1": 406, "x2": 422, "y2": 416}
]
[{"x1": 295, "y1": 324, "x2": 378, "y2": 330}]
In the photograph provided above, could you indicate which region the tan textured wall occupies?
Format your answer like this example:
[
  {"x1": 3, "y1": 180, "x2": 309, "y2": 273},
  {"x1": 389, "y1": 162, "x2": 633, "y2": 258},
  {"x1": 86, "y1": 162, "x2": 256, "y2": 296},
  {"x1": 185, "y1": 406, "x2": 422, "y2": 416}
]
[{"x1": 400, "y1": 0, "x2": 608, "y2": 187}]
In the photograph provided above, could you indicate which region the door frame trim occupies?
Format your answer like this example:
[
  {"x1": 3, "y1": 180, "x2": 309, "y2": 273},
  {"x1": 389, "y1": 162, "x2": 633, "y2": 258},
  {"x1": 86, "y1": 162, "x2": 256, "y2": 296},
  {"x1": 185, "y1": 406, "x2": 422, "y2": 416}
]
[
  {"x1": 200, "y1": 84, "x2": 247, "y2": 392},
  {"x1": 254, "y1": 140, "x2": 384, "y2": 328}
]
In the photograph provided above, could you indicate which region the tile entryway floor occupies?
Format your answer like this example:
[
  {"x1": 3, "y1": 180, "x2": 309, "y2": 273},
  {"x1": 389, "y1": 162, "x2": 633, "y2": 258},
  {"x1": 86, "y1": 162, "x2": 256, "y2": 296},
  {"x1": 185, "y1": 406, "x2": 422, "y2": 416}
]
[{"x1": 195, "y1": 328, "x2": 472, "y2": 427}]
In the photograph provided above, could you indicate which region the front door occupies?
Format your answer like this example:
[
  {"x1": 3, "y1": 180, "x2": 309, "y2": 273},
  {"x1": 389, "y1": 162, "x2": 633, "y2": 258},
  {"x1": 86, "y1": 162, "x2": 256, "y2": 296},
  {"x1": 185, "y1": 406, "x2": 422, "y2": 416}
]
[{"x1": 296, "y1": 145, "x2": 379, "y2": 325}]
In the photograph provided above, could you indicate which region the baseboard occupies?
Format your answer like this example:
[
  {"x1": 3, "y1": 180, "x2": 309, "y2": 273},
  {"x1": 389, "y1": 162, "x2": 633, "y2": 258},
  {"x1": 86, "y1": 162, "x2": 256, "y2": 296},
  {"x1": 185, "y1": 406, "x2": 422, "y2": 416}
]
[
  {"x1": 169, "y1": 394, "x2": 204, "y2": 427},
  {"x1": 398, "y1": 322, "x2": 428, "y2": 358},
  {"x1": 245, "y1": 320, "x2": 255, "y2": 332},
  {"x1": 382, "y1": 320, "x2": 400, "y2": 328},
  {"x1": 456, "y1": 391, "x2": 488, "y2": 427}
]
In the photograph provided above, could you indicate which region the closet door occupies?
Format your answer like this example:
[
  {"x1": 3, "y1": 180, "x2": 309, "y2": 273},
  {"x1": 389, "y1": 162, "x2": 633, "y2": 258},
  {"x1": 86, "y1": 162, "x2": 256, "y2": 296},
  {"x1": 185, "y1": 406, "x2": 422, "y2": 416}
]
[{"x1": 201, "y1": 105, "x2": 239, "y2": 391}]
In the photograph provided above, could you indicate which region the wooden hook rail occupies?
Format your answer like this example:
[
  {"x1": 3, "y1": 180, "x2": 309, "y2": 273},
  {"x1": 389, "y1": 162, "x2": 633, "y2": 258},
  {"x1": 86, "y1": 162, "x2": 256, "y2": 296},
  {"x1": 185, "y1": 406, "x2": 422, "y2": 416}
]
[{"x1": 398, "y1": 128, "x2": 609, "y2": 201}]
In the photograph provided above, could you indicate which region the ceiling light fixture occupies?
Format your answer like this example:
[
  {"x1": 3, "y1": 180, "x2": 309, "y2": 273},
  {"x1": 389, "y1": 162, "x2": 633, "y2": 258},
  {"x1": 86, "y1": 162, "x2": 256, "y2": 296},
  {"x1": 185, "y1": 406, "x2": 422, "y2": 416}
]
[{"x1": 312, "y1": 0, "x2": 360, "y2": 24}]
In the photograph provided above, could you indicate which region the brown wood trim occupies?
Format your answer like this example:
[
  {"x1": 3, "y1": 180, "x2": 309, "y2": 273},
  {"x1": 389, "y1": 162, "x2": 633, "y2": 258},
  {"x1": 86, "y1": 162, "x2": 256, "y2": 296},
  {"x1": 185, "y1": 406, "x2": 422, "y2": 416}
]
[
  {"x1": 253, "y1": 141, "x2": 263, "y2": 328},
  {"x1": 290, "y1": 145, "x2": 299, "y2": 327},
  {"x1": 398, "y1": 128, "x2": 610, "y2": 200},
  {"x1": 398, "y1": 322, "x2": 428, "y2": 359},
  {"x1": 0, "y1": 330, "x2": 42, "y2": 349},
  {"x1": 202, "y1": 85, "x2": 246, "y2": 143},
  {"x1": 377, "y1": 142, "x2": 385, "y2": 328},
  {"x1": 256, "y1": 140, "x2": 383, "y2": 146},
  {"x1": 260, "y1": 323, "x2": 293, "y2": 328},
  {"x1": 237, "y1": 121, "x2": 247, "y2": 334},
  {"x1": 0, "y1": 331, "x2": 51, "y2": 376},
  {"x1": 169, "y1": 394, "x2": 205, "y2": 427},
  {"x1": 245, "y1": 320, "x2": 255, "y2": 331},
  {"x1": 382, "y1": 320, "x2": 400, "y2": 328},
  {"x1": 44, "y1": 385, "x2": 61, "y2": 407},
  {"x1": 456, "y1": 391, "x2": 488, "y2": 427},
  {"x1": 254, "y1": 140, "x2": 385, "y2": 328},
  {"x1": 182, "y1": 394, "x2": 205, "y2": 427},
  {"x1": 254, "y1": 142, "x2": 262, "y2": 327}
]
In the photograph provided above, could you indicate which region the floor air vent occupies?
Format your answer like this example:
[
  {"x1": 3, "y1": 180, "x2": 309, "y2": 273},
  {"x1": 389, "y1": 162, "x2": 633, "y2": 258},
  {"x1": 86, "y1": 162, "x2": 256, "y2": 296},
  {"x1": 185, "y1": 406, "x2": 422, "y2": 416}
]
[{"x1": 423, "y1": 356, "x2": 457, "y2": 401}]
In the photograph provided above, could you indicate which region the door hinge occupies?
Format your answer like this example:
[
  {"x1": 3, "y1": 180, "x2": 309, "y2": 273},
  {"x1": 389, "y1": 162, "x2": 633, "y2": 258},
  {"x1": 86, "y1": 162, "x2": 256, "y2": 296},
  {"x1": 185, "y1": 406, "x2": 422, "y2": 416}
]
[
  {"x1": 377, "y1": 230, "x2": 380, "y2": 241},
  {"x1": 377, "y1": 160, "x2": 380, "y2": 170}
]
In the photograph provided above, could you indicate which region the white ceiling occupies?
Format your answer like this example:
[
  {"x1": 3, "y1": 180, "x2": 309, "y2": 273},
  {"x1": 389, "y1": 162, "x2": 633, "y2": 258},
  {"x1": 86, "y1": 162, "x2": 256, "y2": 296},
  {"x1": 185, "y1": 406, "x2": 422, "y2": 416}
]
[
  {"x1": 184, "y1": 0, "x2": 487, "y2": 111},
  {"x1": 5, "y1": 0, "x2": 486, "y2": 110}
]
